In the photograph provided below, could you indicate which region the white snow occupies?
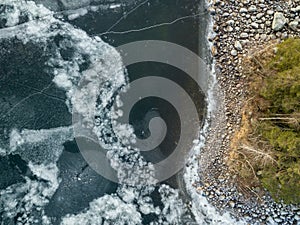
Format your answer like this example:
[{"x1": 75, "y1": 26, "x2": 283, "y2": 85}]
[
  {"x1": 61, "y1": 194, "x2": 142, "y2": 225},
  {"x1": 0, "y1": 147, "x2": 6, "y2": 156},
  {"x1": 52, "y1": 72, "x2": 73, "y2": 90},
  {"x1": 67, "y1": 8, "x2": 88, "y2": 20},
  {"x1": 4, "y1": 6, "x2": 20, "y2": 27},
  {"x1": 8, "y1": 126, "x2": 74, "y2": 164},
  {"x1": 109, "y1": 4, "x2": 122, "y2": 9},
  {"x1": 183, "y1": 3, "x2": 246, "y2": 224},
  {"x1": 0, "y1": 162, "x2": 60, "y2": 224}
]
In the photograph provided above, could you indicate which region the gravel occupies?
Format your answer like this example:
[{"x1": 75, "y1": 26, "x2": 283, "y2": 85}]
[{"x1": 197, "y1": 0, "x2": 300, "y2": 224}]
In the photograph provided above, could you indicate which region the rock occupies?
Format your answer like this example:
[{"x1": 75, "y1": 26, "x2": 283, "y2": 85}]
[
  {"x1": 291, "y1": 6, "x2": 300, "y2": 12},
  {"x1": 266, "y1": 20, "x2": 272, "y2": 26},
  {"x1": 234, "y1": 41, "x2": 242, "y2": 51},
  {"x1": 248, "y1": 5, "x2": 257, "y2": 12},
  {"x1": 281, "y1": 32, "x2": 288, "y2": 39},
  {"x1": 267, "y1": 10, "x2": 274, "y2": 15},
  {"x1": 260, "y1": 33, "x2": 266, "y2": 40},
  {"x1": 226, "y1": 20, "x2": 235, "y2": 25},
  {"x1": 251, "y1": 22, "x2": 259, "y2": 29},
  {"x1": 227, "y1": 26, "x2": 234, "y2": 32},
  {"x1": 274, "y1": 218, "x2": 282, "y2": 223},
  {"x1": 289, "y1": 20, "x2": 298, "y2": 31},
  {"x1": 256, "y1": 13, "x2": 264, "y2": 19},
  {"x1": 231, "y1": 49, "x2": 238, "y2": 56},
  {"x1": 211, "y1": 46, "x2": 218, "y2": 56},
  {"x1": 239, "y1": 8, "x2": 248, "y2": 13},
  {"x1": 229, "y1": 201, "x2": 235, "y2": 208},
  {"x1": 275, "y1": 6, "x2": 283, "y2": 12},
  {"x1": 240, "y1": 32, "x2": 249, "y2": 38},
  {"x1": 208, "y1": 7, "x2": 216, "y2": 15},
  {"x1": 272, "y1": 12, "x2": 287, "y2": 31}
]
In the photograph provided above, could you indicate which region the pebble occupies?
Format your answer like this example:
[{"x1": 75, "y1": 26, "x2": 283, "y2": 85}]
[
  {"x1": 231, "y1": 49, "x2": 238, "y2": 56},
  {"x1": 234, "y1": 41, "x2": 242, "y2": 51},
  {"x1": 240, "y1": 32, "x2": 249, "y2": 38},
  {"x1": 205, "y1": 0, "x2": 300, "y2": 224},
  {"x1": 251, "y1": 22, "x2": 259, "y2": 29},
  {"x1": 248, "y1": 5, "x2": 257, "y2": 12},
  {"x1": 229, "y1": 201, "x2": 235, "y2": 208},
  {"x1": 226, "y1": 19, "x2": 235, "y2": 25},
  {"x1": 289, "y1": 20, "x2": 298, "y2": 31},
  {"x1": 227, "y1": 26, "x2": 234, "y2": 32},
  {"x1": 211, "y1": 46, "x2": 218, "y2": 56},
  {"x1": 291, "y1": 6, "x2": 300, "y2": 12},
  {"x1": 256, "y1": 13, "x2": 264, "y2": 19},
  {"x1": 240, "y1": 8, "x2": 248, "y2": 13}
]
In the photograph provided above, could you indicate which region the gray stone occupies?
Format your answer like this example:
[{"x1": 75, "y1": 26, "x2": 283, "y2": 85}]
[
  {"x1": 291, "y1": 6, "x2": 300, "y2": 12},
  {"x1": 261, "y1": 34, "x2": 267, "y2": 40},
  {"x1": 272, "y1": 12, "x2": 286, "y2": 31},
  {"x1": 239, "y1": 8, "x2": 248, "y2": 13},
  {"x1": 289, "y1": 20, "x2": 299, "y2": 31},
  {"x1": 256, "y1": 13, "x2": 264, "y2": 19},
  {"x1": 251, "y1": 22, "x2": 259, "y2": 29},
  {"x1": 231, "y1": 49, "x2": 238, "y2": 56},
  {"x1": 267, "y1": 10, "x2": 274, "y2": 15},
  {"x1": 240, "y1": 32, "x2": 249, "y2": 38},
  {"x1": 234, "y1": 41, "x2": 242, "y2": 51},
  {"x1": 248, "y1": 5, "x2": 257, "y2": 12},
  {"x1": 274, "y1": 218, "x2": 282, "y2": 223},
  {"x1": 226, "y1": 20, "x2": 235, "y2": 25}
]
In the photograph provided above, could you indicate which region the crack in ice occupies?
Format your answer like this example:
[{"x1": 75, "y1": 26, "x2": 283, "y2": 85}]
[
  {"x1": 0, "y1": 82, "x2": 65, "y2": 119},
  {"x1": 104, "y1": 0, "x2": 149, "y2": 33},
  {"x1": 99, "y1": 12, "x2": 207, "y2": 36}
]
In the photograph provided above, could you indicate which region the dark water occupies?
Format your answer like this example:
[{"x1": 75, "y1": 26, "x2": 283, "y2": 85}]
[{"x1": 0, "y1": 0, "x2": 210, "y2": 224}]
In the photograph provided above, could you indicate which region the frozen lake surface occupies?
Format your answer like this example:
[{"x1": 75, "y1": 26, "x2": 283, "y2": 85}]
[{"x1": 0, "y1": 1, "x2": 244, "y2": 224}]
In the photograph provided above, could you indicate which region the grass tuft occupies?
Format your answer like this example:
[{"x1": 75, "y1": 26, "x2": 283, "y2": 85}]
[{"x1": 229, "y1": 38, "x2": 300, "y2": 204}]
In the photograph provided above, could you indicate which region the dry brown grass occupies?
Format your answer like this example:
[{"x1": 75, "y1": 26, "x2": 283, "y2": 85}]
[{"x1": 227, "y1": 41, "x2": 279, "y2": 194}]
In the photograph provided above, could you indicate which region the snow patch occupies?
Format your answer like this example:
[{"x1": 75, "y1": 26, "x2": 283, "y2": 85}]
[
  {"x1": 67, "y1": 8, "x2": 88, "y2": 20},
  {"x1": 183, "y1": 2, "x2": 246, "y2": 224},
  {"x1": 109, "y1": 4, "x2": 122, "y2": 9},
  {"x1": 8, "y1": 126, "x2": 74, "y2": 164},
  {"x1": 61, "y1": 194, "x2": 142, "y2": 225},
  {"x1": 0, "y1": 162, "x2": 60, "y2": 224}
]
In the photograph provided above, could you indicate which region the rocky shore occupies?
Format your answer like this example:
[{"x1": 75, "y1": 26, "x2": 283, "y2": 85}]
[{"x1": 196, "y1": 0, "x2": 300, "y2": 224}]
